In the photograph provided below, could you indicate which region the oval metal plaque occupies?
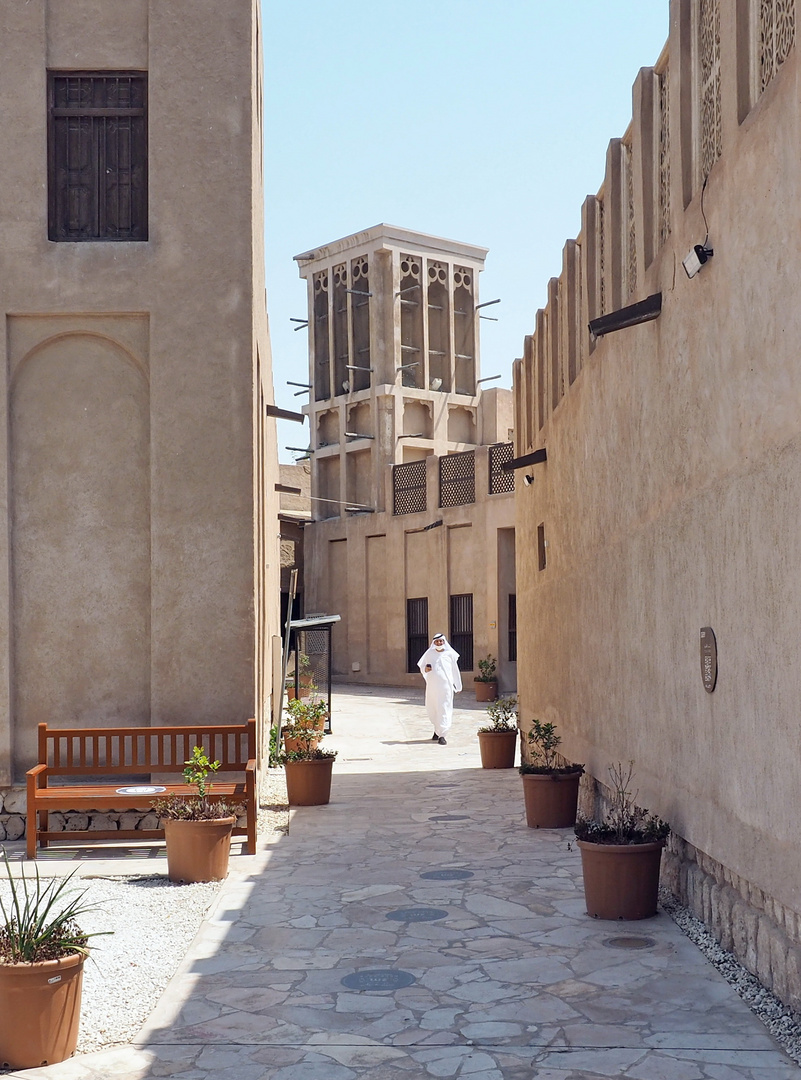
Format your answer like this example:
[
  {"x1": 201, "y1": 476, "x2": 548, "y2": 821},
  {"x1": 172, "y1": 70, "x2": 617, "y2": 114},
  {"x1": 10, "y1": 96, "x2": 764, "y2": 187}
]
[
  {"x1": 386, "y1": 907, "x2": 448, "y2": 922},
  {"x1": 341, "y1": 969, "x2": 416, "y2": 991},
  {"x1": 700, "y1": 627, "x2": 717, "y2": 693},
  {"x1": 420, "y1": 869, "x2": 474, "y2": 881}
]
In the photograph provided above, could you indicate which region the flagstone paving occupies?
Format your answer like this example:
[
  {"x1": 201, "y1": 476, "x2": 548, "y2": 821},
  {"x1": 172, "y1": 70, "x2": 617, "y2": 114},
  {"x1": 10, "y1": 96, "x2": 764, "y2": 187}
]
[{"x1": 12, "y1": 685, "x2": 800, "y2": 1078}]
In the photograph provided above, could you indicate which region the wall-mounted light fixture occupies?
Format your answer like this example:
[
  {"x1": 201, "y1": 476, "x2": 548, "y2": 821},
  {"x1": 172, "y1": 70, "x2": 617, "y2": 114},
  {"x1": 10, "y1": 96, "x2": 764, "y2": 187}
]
[{"x1": 682, "y1": 244, "x2": 714, "y2": 279}]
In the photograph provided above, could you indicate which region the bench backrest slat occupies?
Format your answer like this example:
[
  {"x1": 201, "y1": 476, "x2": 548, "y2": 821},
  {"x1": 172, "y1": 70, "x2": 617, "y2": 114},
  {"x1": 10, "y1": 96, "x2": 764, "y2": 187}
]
[{"x1": 37, "y1": 722, "x2": 256, "y2": 776}]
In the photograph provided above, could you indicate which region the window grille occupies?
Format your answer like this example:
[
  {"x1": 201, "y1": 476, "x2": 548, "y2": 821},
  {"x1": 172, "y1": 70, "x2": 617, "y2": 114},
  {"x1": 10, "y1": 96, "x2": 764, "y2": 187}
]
[
  {"x1": 508, "y1": 594, "x2": 517, "y2": 663},
  {"x1": 489, "y1": 443, "x2": 515, "y2": 494},
  {"x1": 760, "y1": 0, "x2": 796, "y2": 93},
  {"x1": 393, "y1": 461, "x2": 427, "y2": 515},
  {"x1": 439, "y1": 451, "x2": 475, "y2": 508},
  {"x1": 658, "y1": 65, "x2": 671, "y2": 246},
  {"x1": 449, "y1": 593, "x2": 473, "y2": 672},
  {"x1": 699, "y1": 0, "x2": 722, "y2": 179},
  {"x1": 406, "y1": 597, "x2": 428, "y2": 673},
  {"x1": 48, "y1": 73, "x2": 147, "y2": 242}
]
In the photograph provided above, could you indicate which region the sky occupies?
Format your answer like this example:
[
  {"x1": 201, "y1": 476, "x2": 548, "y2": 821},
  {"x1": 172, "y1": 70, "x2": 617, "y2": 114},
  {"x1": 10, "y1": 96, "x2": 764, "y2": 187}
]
[{"x1": 263, "y1": 2, "x2": 670, "y2": 462}]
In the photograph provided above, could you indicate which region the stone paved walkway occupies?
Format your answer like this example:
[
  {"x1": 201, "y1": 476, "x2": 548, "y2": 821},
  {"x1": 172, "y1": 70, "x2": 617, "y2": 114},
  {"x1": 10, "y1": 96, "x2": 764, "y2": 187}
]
[{"x1": 13, "y1": 685, "x2": 800, "y2": 1079}]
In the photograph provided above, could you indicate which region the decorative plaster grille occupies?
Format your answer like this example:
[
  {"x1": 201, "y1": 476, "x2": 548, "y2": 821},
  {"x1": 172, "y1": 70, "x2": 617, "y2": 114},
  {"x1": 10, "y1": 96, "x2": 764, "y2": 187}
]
[
  {"x1": 699, "y1": 0, "x2": 722, "y2": 179},
  {"x1": 313, "y1": 272, "x2": 330, "y2": 402},
  {"x1": 659, "y1": 66, "x2": 671, "y2": 244},
  {"x1": 625, "y1": 142, "x2": 637, "y2": 298},
  {"x1": 489, "y1": 443, "x2": 515, "y2": 494},
  {"x1": 453, "y1": 266, "x2": 473, "y2": 294},
  {"x1": 439, "y1": 451, "x2": 475, "y2": 508},
  {"x1": 760, "y1": 0, "x2": 796, "y2": 92},
  {"x1": 598, "y1": 201, "x2": 606, "y2": 316},
  {"x1": 400, "y1": 253, "x2": 423, "y2": 388},
  {"x1": 393, "y1": 461, "x2": 427, "y2": 515},
  {"x1": 350, "y1": 255, "x2": 371, "y2": 391}
]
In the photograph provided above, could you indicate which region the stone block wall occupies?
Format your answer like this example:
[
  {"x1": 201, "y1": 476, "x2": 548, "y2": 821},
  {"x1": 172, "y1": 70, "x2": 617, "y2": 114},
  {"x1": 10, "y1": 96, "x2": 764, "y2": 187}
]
[{"x1": 0, "y1": 787, "x2": 247, "y2": 843}]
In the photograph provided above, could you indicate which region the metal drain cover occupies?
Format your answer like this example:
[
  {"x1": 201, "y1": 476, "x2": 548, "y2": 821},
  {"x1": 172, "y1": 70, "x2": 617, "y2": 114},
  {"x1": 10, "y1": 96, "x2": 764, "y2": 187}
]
[
  {"x1": 386, "y1": 907, "x2": 448, "y2": 922},
  {"x1": 603, "y1": 935, "x2": 656, "y2": 950},
  {"x1": 420, "y1": 869, "x2": 474, "y2": 880},
  {"x1": 341, "y1": 969, "x2": 416, "y2": 991},
  {"x1": 429, "y1": 814, "x2": 469, "y2": 821}
]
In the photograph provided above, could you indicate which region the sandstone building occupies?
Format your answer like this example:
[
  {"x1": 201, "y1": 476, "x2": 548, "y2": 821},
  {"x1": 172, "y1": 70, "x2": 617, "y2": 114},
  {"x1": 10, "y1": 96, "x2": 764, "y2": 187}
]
[
  {"x1": 513, "y1": 0, "x2": 801, "y2": 1008},
  {"x1": 0, "y1": 0, "x2": 280, "y2": 825},
  {"x1": 295, "y1": 226, "x2": 516, "y2": 691}
]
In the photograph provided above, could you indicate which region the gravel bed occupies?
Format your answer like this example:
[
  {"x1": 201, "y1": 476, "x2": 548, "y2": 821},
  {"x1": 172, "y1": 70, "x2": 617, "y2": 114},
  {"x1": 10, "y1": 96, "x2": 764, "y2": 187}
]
[
  {"x1": 660, "y1": 888, "x2": 801, "y2": 1065},
  {"x1": 0, "y1": 767, "x2": 289, "y2": 1055}
]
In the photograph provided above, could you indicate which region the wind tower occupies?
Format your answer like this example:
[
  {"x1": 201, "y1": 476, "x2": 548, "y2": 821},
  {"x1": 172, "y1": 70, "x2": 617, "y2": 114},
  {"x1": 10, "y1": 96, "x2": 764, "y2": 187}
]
[{"x1": 295, "y1": 225, "x2": 490, "y2": 519}]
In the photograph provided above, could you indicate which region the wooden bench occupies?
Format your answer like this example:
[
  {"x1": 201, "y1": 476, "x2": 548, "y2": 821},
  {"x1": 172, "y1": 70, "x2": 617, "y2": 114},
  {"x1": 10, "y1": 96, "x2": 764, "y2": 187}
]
[{"x1": 26, "y1": 720, "x2": 257, "y2": 859}]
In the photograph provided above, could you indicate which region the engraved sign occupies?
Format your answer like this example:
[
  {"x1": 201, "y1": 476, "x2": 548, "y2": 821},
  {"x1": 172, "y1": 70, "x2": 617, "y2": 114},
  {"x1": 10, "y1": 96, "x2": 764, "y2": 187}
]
[
  {"x1": 386, "y1": 907, "x2": 448, "y2": 922},
  {"x1": 341, "y1": 969, "x2": 416, "y2": 991},
  {"x1": 700, "y1": 627, "x2": 717, "y2": 693}
]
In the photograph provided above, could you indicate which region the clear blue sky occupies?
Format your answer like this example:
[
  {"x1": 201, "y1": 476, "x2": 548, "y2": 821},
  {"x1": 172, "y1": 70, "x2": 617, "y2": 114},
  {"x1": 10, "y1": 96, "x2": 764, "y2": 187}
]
[{"x1": 263, "y1": 2, "x2": 669, "y2": 461}]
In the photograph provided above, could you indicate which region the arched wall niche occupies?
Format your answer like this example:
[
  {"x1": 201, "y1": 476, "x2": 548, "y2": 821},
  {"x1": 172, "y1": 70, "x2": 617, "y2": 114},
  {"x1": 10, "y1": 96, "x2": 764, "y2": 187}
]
[{"x1": 9, "y1": 328, "x2": 151, "y2": 776}]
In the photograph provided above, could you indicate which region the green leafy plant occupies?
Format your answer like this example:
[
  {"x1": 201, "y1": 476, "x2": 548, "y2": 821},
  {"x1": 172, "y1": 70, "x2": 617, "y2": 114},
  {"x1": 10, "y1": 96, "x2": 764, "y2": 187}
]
[
  {"x1": 279, "y1": 694, "x2": 337, "y2": 763},
  {"x1": 575, "y1": 761, "x2": 670, "y2": 845},
  {"x1": 478, "y1": 695, "x2": 518, "y2": 733},
  {"x1": 519, "y1": 719, "x2": 584, "y2": 776},
  {"x1": 475, "y1": 655, "x2": 497, "y2": 683},
  {"x1": 269, "y1": 722, "x2": 281, "y2": 767},
  {"x1": 0, "y1": 850, "x2": 111, "y2": 964},
  {"x1": 152, "y1": 745, "x2": 243, "y2": 822}
]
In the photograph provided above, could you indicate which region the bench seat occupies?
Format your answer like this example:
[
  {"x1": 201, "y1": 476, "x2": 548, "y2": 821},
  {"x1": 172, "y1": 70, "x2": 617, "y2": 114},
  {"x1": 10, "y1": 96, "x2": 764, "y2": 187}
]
[{"x1": 26, "y1": 721, "x2": 258, "y2": 859}]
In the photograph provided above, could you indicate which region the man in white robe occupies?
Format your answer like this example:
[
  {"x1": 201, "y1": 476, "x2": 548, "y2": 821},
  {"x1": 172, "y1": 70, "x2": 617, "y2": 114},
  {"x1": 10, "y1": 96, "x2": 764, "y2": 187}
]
[{"x1": 417, "y1": 634, "x2": 462, "y2": 744}]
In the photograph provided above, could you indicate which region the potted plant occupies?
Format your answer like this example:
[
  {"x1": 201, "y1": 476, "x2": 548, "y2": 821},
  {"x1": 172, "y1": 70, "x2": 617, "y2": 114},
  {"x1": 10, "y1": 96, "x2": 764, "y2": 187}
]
[
  {"x1": 575, "y1": 761, "x2": 670, "y2": 920},
  {"x1": 283, "y1": 694, "x2": 328, "y2": 753},
  {"x1": 152, "y1": 746, "x2": 243, "y2": 884},
  {"x1": 0, "y1": 851, "x2": 110, "y2": 1069},
  {"x1": 477, "y1": 696, "x2": 518, "y2": 768},
  {"x1": 474, "y1": 654, "x2": 499, "y2": 702},
  {"x1": 519, "y1": 719, "x2": 584, "y2": 828},
  {"x1": 280, "y1": 695, "x2": 337, "y2": 806}
]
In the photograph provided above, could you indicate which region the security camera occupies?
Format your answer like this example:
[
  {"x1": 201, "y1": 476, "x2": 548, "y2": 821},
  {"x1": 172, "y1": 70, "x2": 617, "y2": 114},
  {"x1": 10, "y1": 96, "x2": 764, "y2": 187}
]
[{"x1": 682, "y1": 244, "x2": 713, "y2": 279}]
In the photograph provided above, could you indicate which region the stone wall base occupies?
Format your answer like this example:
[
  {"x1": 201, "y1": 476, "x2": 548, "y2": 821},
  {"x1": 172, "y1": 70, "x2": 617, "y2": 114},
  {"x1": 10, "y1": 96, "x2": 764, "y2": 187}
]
[
  {"x1": 0, "y1": 787, "x2": 247, "y2": 843},
  {"x1": 578, "y1": 771, "x2": 801, "y2": 1014}
]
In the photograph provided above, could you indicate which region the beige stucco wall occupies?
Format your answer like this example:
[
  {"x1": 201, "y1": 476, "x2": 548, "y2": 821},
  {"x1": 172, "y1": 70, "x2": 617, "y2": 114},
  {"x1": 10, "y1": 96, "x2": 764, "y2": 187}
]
[
  {"x1": 305, "y1": 445, "x2": 516, "y2": 689},
  {"x1": 515, "y1": 6, "x2": 801, "y2": 920},
  {"x1": 0, "y1": 0, "x2": 280, "y2": 781}
]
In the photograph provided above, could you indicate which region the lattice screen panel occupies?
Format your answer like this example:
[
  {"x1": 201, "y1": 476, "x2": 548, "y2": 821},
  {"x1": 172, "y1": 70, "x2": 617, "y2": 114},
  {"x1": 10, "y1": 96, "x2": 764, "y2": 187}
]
[
  {"x1": 393, "y1": 461, "x2": 427, "y2": 515},
  {"x1": 489, "y1": 443, "x2": 515, "y2": 495},
  {"x1": 440, "y1": 451, "x2": 475, "y2": 508}
]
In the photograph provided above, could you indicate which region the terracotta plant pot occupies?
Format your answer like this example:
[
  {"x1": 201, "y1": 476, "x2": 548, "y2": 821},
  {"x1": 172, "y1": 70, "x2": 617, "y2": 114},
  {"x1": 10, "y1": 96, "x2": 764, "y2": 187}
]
[
  {"x1": 0, "y1": 952, "x2": 84, "y2": 1069},
  {"x1": 521, "y1": 770, "x2": 582, "y2": 828},
  {"x1": 477, "y1": 729, "x2": 517, "y2": 768},
  {"x1": 286, "y1": 685, "x2": 297, "y2": 701},
  {"x1": 163, "y1": 816, "x2": 236, "y2": 883},
  {"x1": 283, "y1": 731, "x2": 321, "y2": 754},
  {"x1": 577, "y1": 839, "x2": 665, "y2": 920},
  {"x1": 474, "y1": 679, "x2": 498, "y2": 702},
  {"x1": 285, "y1": 757, "x2": 334, "y2": 806}
]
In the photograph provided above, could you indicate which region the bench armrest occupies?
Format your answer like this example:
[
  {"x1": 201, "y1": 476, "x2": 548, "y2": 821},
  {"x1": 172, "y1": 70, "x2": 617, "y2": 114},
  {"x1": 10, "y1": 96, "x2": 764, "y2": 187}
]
[{"x1": 26, "y1": 763, "x2": 49, "y2": 786}]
